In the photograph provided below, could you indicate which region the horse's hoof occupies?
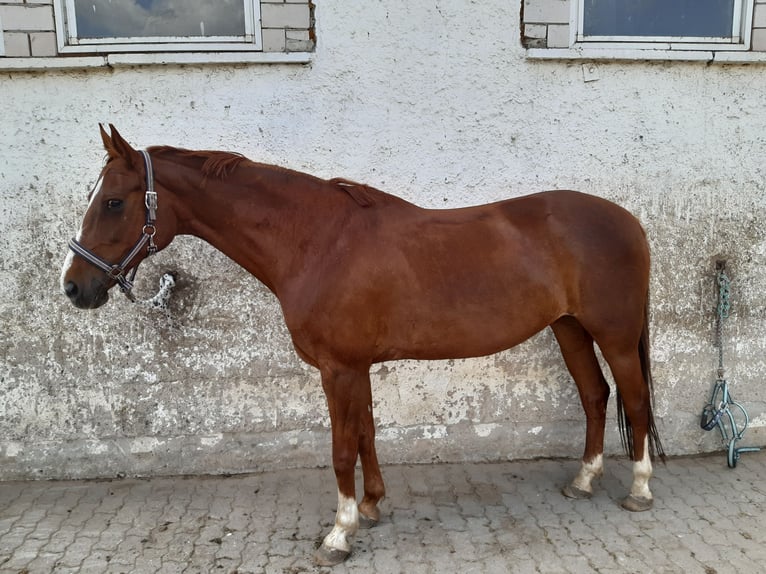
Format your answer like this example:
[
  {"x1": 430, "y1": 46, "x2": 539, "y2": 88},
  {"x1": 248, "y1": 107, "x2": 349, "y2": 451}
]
[
  {"x1": 358, "y1": 505, "x2": 380, "y2": 529},
  {"x1": 621, "y1": 495, "x2": 653, "y2": 512},
  {"x1": 562, "y1": 484, "x2": 592, "y2": 500},
  {"x1": 314, "y1": 545, "x2": 350, "y2": 566},
  {"x1": 358, "y1": 512, "x2": 379, "y2": 529}
]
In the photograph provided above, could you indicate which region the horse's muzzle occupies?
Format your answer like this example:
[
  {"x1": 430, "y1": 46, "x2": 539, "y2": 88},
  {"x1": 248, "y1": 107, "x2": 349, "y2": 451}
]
[{"x1": 64, "y1": 278, "x2": 110, "y2": 309}]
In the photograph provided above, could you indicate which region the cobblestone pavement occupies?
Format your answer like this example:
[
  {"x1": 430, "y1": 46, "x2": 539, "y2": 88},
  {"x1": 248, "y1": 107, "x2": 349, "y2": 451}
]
[{"x1": 1, "y1": 451, "x2": 764, "y2": 574}]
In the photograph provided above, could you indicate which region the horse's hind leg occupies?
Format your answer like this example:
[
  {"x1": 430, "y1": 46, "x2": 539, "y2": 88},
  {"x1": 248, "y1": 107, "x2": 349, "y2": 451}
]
[
  {"x1": 552, "y1": 317, "x2": 610, "y2": 499},
  {"x1": 599, "y1": 345, "x2": 654, "y2": 511}
]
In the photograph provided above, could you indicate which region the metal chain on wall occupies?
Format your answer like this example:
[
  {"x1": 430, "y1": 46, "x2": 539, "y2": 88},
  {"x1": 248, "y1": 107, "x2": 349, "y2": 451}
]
[{"x1": 700, "y1": 262, "x2": 760, "y2": 468}]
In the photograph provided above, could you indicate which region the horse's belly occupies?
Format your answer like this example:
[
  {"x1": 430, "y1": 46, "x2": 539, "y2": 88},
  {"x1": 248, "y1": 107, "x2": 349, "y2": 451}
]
[{"x1": 378, "y1": 304, "x2": 557, "y2": 362}]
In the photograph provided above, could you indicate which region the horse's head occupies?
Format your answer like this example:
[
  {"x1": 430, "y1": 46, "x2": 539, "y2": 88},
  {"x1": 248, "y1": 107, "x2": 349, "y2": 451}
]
[{"x1": 61, "y1": 125, "x2": 169, "y2": 309}]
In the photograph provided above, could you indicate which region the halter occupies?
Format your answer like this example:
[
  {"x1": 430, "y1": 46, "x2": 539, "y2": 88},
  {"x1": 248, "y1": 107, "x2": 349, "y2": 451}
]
[{"x1": 68, "y1": 150, "x2": 158, "y2": 302}]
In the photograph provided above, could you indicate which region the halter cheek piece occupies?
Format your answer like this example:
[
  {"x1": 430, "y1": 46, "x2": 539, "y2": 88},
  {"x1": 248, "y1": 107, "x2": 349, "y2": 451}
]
[{"x1": 68, "y1": 150, "x2": 158, "y2": 302}]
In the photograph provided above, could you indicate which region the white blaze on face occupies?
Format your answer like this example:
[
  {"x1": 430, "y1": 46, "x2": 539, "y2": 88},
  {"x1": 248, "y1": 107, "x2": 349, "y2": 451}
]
[
  {"x1": 321, "y1": 491, "x2": 359, "y2": 553},
  {"x1": 60, "y1": 249, "x2": 76, "y2": 294},
  {"x1": 60, "y1": 180, "x2": 103, "y2": 293}
]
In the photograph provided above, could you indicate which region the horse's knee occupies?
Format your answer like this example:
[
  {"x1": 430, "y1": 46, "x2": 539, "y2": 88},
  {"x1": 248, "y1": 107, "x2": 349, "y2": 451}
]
[{"x1": 332, "y1": 443, "x2": 358, "y2": 474}]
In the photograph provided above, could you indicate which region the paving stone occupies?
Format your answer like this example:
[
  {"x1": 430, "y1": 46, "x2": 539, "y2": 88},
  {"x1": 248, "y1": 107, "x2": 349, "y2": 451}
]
[{"x1": 0, "y1": 453, "x2": 765, "y2": 572}]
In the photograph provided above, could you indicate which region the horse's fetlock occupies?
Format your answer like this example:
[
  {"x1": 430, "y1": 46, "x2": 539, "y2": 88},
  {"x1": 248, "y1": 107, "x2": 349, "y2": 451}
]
[{"x1": 359, "y1": 499, "x2": 381, "y2": 523}]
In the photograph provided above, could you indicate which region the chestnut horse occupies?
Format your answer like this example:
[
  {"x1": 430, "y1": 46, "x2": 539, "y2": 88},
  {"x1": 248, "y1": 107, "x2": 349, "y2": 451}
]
[{"x1": 61, "y1": 126, "x2": 664, "y2": 566}]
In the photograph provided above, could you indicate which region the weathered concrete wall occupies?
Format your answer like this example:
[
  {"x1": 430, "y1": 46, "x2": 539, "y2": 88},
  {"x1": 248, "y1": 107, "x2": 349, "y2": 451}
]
[{"x1": 1, "y1": 0, "x2": 765, "y2": 480}]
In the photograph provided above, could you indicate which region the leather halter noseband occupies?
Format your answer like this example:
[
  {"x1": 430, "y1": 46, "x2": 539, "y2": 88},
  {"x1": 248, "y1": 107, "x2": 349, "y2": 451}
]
[{"x1": 68, "y1": 150, "x2": 158, "y2": 302}]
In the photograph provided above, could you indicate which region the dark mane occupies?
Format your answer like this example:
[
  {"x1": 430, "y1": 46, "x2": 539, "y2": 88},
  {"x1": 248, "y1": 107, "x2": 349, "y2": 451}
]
[
  {"x1": 148, "y1": 146, "x2": 247, "y2": 180},
  {"x1": 148, "y1": 146, "x2": 383, "y2": 207}
]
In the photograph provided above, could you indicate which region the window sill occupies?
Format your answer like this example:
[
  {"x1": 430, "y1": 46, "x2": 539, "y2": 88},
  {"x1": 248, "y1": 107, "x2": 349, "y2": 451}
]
[
  {"x1": 526, "y1": 47, "x2": 766, "y2": 64},
  {"x1": 0, "y1": 51, "x2": 313, "y2": 71}
]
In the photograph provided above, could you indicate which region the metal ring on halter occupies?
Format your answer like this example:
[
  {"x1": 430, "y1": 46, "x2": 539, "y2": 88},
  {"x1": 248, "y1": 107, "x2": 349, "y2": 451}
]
[{"x1": 108, "y1": 266, "x2": 125, "y2": 279}]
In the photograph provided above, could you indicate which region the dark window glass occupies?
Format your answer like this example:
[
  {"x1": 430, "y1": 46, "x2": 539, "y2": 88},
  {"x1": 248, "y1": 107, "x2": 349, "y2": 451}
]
[
  {"x1": 583, "y1": 0, "x2": 735, "y2": 38},
  {"x1": 74, "y1": 0, "x2": 245, "y2": 39}
]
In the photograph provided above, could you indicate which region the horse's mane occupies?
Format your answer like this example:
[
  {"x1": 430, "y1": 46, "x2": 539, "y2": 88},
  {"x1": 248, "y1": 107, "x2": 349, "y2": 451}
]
[
  {"x1": 147, "y1": 146, "x2": 382, "y2": 207},
  {"x1": 148, "y1": 146, "x2": 247, "y2": 180}
]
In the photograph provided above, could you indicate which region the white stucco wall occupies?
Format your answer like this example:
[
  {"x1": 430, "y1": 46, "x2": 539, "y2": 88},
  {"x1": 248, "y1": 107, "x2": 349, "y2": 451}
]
[{"x1": 1, "y1": 0, "x2": 765, "y2": 479}]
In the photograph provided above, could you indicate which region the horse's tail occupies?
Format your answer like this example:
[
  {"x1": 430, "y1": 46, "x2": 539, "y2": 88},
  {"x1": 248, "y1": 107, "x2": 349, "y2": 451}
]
[{"x1": 616, "y1": 293, "x2": 666, "y2": 463}]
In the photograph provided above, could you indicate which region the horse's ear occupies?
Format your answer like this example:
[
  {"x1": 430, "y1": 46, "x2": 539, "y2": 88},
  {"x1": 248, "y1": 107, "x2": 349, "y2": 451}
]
[
  {"x1": 100, "y1": 123, "x2": 120, "y2": 160},
  {"x1": 106, "y1": 124, "x2": 141, "y2": 167}
]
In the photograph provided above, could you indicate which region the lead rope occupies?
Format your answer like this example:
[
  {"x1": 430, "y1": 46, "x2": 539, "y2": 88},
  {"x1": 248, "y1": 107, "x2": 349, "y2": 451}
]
[
  {"x1": 136, "y1": 272, "x2": 177, "y2": 313},
  {"x1": 700, "y1": 262, "x2": 760, "y2": 467}
]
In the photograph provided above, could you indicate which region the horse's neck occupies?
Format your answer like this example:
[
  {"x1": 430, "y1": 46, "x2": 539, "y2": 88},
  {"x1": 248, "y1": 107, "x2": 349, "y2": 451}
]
[{"x1": 170, "y1": 163, "x2": 347, "y2": 294}]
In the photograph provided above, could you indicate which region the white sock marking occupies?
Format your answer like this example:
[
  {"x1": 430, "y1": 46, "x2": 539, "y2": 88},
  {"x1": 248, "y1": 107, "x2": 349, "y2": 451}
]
[
  {"x1": 572, "y1": 453, "x2": 603, "y2": 493},
  {"x1": 321, "y1": 491, "x2": 358, "y2": 553},
  {"x1": 630, "y1": 436, "x2": 653, "y2": 500}
]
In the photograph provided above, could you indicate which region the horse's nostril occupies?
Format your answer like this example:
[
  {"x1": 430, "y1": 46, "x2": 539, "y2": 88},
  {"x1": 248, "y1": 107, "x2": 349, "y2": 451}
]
[{"x1": 65, "y1": 281, "x2": 79, "y2": 299}]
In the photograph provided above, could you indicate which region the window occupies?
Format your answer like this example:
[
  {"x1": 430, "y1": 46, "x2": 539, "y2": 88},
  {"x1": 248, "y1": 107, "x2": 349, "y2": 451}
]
[
  {"x1": 577, "y1": 0, "x2": 753, "y2": 48},
  {"x1": 54, "y1": 0, "x2": 262, "y2": 53},
  {"x1": 0, "y1": 14, "x2": 4, "y2": 58},
  {"x1": 523, "y1": 0, "x2": 766, "y2": 61}
]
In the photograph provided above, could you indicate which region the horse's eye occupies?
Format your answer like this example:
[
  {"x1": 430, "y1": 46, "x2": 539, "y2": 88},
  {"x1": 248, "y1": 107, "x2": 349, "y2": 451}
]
[{"x1": 106, "y1": 199, "x2": 124, "y2": 211}]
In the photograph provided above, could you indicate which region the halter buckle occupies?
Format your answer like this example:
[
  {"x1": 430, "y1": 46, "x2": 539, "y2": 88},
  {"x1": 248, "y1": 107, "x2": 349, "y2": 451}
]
[
  {"x1": 108, "y1": 265, "x2": 126, "y2": 280},
  {"x1": 145, "y1": 190, "x2": 158, "y2": 221}
]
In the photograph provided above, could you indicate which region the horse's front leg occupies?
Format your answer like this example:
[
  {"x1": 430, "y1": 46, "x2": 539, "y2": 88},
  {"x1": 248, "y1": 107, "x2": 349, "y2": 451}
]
[
  {"x1": 357, "y1": 372, "x2": 385, "y2": 528},
  {"x1": 314, "y1": 364, "x2": 369, "y2": 566}
]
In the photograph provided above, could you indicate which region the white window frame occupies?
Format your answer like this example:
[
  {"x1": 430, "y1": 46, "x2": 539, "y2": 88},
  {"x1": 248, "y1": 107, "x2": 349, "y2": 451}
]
[
  {"x1": 572, "y1": 0, "x2": 755, "y2": 52},
  {"x1": 53, "y1": 0, "x2": 263, "y2": 54},
  {"x1": 0, "y1": 14, "x2": 5, "y2": 57}
]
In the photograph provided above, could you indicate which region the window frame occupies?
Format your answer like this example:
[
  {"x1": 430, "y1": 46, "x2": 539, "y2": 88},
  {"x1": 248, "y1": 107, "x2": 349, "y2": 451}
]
[
  {"x1": 0, "y1": 14, "x2": 4, "y2": 57},
  {"x1": 573, "y1": 0, "x2": 755, "y2": 51},
  {"x1": 53, "y1": 0, "x2": 263, "y2": 54}
]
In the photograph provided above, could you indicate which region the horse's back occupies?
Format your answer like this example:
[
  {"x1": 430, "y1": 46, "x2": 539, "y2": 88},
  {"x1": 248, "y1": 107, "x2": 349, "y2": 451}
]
[
  {"x1": 427, "y1": 189, "x2": 648, "y2": 346},
  {"x1": 419, "y1": 189, "x2": 648, "y2": 287},
  {"x1": 499, "y1": 190, "x2": 645, "y2": 243},
  {"x1": 286, "y1": 189, "x2": 649, "y2": 363},
  {"x1": 499, "y1": 190, "x2": 650, "y2": 339}
]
